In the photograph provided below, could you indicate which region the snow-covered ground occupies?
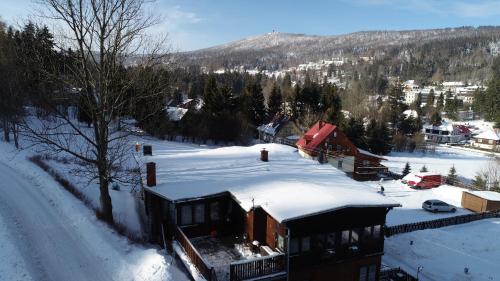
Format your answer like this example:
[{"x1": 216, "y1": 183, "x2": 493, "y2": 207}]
[
  {"x1": 0, "y1": 141, "x2": 190, "y2": 281},
  {"x1": 385, "y1": 146, "x2": 495, "y2": 180},
  {"x1": 384, "y1": 218, "x2": 500, "y2": 281},
  {"x1": 366, "y1": 180, "x2": 471, "y2": 226}
]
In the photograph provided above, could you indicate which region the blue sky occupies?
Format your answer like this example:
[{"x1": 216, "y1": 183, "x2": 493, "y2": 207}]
[{"x1": 2, "y1": 0, "x2": 500, "y2": 51}]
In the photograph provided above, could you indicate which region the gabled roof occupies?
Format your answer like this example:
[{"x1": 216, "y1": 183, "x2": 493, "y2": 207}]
[
  {"x1": 474, "y1": 130, "x2": 500, "y2": 141},
  {"x1": 296, "y1": 121, "x2": 336, "y2": 152}
]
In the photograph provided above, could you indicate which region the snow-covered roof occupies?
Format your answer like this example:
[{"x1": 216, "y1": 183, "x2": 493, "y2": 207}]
[
  {"x1": 144, "y1": 144, "x2": 399, "y2": 223},
  {"x1": 357, "y1": 148, "x2": 386, "y2": 160},
  {"x1": 465, "y1": 190, "x2": 500, "y2": 201},
  {"x1": 402, "y1": 109, "x2": 418, "y2": 119},
  {"x1": 473, "y1": 130, "x2": 500, "y2": 141},
  {"x1": 166, "y1": 107, "x2": 188, "y2": 121}
]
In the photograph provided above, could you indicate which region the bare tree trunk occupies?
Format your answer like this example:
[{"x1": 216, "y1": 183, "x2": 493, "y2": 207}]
[
  {"x1": 2, "y1": 119, "x2": 9, "y2": 142},
  {"x1": 11, "y1": 122, "x2": 19, "y2": 148}
]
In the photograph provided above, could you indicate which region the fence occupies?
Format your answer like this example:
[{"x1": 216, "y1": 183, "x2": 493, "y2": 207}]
[
  {"x1": 229, "y1": 254, "x2": 286, "y2": 281},
  {"x1": 385, "y1": 210, "x2": 500, "y2": 237},
  {"x1": 174, "y1": 226, "x2": 218, "y2": 281}
]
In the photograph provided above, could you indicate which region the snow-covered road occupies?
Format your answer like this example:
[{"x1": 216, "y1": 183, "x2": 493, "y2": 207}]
[
  {"x1": 0, "y1": 142, "x2": 190, "y2": 281},
  {"x1": 0, "y1": 162, "x2": 117, "y2": 281}
]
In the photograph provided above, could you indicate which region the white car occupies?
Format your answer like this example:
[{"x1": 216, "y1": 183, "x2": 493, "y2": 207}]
[{"x1": 422, "y1": 199, "x2": 457, "y2": 213}]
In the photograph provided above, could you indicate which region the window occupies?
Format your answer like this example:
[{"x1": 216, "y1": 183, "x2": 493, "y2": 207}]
[
  {"x1": 180, "y1": 205, "x2": 193, "y2": 225},
  {"x1": 337, "y1": 145, "x2": 342, "y2": 151},
  {"x1": 326, "y1": 232, "x2": 336, "y2": 249},
  {"x1": 194, "y1": 203, "x2": 205, "y2": 224},
  {"x1": 363, "y1": 226, "x2": 372, "y2": 239},
  {"x1": 359, "y1": 265, "x2": 377, "y2": 281},
  {"x1": 301, "y1": 237, "x2": 311, "y2": 252},
  {"x1": 373, "y1": 225, "x2": 381, "y2": 239},
  {"x1": 210, "y1": 201, "x2": 220, "y2": 221},
  {"x1": 363, "y1": 160, "x2": 370, "y2": 167},
  {"x1": 338, "y1": 160, "x2": 343, "y2": 169},
  {"x1": 290, "y1": 238, "x2": 299, "y2": 254},
  {"x1": 277, "y1": 234, "x2": 285, "y2": 251},
  {"x1": 341, "y1": 230, "x2": 350, "y2": 245},
  {"x1": 351, "y1": 229, "x2": 360, "y2": 244}
]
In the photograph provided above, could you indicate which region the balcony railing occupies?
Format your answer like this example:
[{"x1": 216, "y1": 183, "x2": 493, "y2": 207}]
[
  {"x1": 174, "y1": 226, "x2": 218, "y2": 281},
  {"x1": 229, "y1": 254, "x2": 286, "y2": 281}
]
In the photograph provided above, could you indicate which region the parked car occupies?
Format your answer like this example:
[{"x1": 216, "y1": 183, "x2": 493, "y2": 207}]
[
  {"x1": 422, "y1": 199, "x2": 457, "y2": 213},
  {"x1": 403, "y1": 172, "x2": 442, "y2": 189}
]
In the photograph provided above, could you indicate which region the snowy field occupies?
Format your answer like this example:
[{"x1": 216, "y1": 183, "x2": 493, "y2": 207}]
[
  {"x1": 0, "y1": 141, "x2": 190, "y2": 281},
  {"x1": 384, "y1": 218, "x2": 500, "y2": 281},
  {"x1": 385, "y1": 146, "x2": 496, "y2": 180},
  {"x1": 365, "y1": 180, "x2": 471, "y2": 226}
]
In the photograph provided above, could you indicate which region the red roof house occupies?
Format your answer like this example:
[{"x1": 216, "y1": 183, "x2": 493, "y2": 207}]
[{"x1": 297, "y1": 121, "x2": 388, "y2": 180}]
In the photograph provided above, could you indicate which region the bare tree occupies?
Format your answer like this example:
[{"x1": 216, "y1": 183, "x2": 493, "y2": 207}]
[{"x1": 22, "y1": 0, "x2": 168, "y2": 223}]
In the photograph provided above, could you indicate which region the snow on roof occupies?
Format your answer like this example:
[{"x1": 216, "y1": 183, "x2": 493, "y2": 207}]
[
  {"x1": 166, "y1": 107, "x2": 188, "y2": 121},
  {"x1": 144, "y1": 143, "x2": 399, "y2": 222},
  {"x1": 357, "y1": 148, "x2": 386, "y2": 160},
  {"x1": 466, "y1": 190, "x2": 500, "y2": 201},
  {"x1": 296, "y1": 121, "x2": 336, "y2": 152},
  {"x1": 402, "y1": 109, "x2": 418, "y2": 119},
  {"x1": 474, "y1": 130, "x2": 500, "y2": 141}
]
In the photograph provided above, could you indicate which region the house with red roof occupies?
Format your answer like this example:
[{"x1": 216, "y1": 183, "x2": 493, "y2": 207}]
[{"x1": 296, "y1": 121, "x2": 388, "y2": 180}]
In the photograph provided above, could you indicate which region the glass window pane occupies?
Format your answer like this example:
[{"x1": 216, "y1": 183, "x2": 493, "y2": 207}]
[
  {"x1": 180, "y1": 205, "x2": 192, "y2": 225},
  {"x1": 277, "y1": 235, "x2": 285, "y2": 251},
  {"x1": 341, "y1": 230, "x2": 350, "y2": 245},
  {"x1": 351, "y1": 229, "x2": 360, "y2": 244},
  {"x1": 210, "y1": 201, "x2": 220, "y2": 221},
  {"x1": 301, "y1": 237, "x2": 311, "y2": 252},
  {"x1": 326, "y1": 232, "x2": 336, "y2": 249},
  {"x1": 363, "y1": 226, "x2": 372, "y2": 238},
  {"x1": 368, "y1": 265, "x2": 376, "y2": 281},
  {"x1": 290, "y1": 238, "x2": 299, "y2": 254},
  {"x1": 359, "y1": 266, "x2": 368, "y2": 281},
  {"x1": 373, "y1": 225, "x2": 381, "y2": 239},
  {"x1": 194, "y1": 203, "x2": 205, "y2": 224}
]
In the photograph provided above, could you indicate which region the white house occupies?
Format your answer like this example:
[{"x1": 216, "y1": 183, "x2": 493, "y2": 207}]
[{"x1": 423, "y1": 121, "x2": 471, "y2": 143}]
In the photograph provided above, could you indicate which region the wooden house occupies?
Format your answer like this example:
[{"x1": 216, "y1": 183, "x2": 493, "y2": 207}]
[
  {"x1": 296, "y1": 121, "x2": 388, "y2": 180},
  {"x1": 143, "y1": 144, "x2": 399, "y2": 281},
  {"x1": 257, "y1": 115, "x2": 303, "y2": 145},
  {"x1": 472, "y1": 130, "x2": 500, "y2": 151},
  {"x1": 461, "y1": 191, "x2": 500, "y2": 213}
]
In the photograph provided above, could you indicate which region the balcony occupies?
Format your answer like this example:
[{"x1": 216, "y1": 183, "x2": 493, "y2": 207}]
[{"x1": 174, "y1": 226, "x2": 286, "y2": 281}]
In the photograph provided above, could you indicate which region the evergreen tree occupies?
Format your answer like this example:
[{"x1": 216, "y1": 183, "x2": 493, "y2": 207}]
[
  {"x1": 430, "y1": 111, "x2": 442, "y2": 125},
  {"x1": 420, "y1": 165, "x2": 428, "y2": 172},
  {"x1": 402, "y1": 162, "x2": 411, "y2": 176},
  {"x1": 243, "y1": 79, "x2": 266, "y2": 127},
  {"x1": 267, "y1": 82, "x2": 282, "y2": 118},
  {"x1": 426, "y1": 89, "x2": 435, "y2": 109},
  {"x1": 437, "y1": 92, "x2": 444, "y2": 110},
  {"x1": 472, "y1": 173, "x2": 487, "y2": 189},
  {"x1": 366, "y1": 119, "x2": 392, "y2": 155},
  {"x1": 341, "y1": 117, "x2": 366, "y2": 149},
  {"x1": 447, "y1": 165, "x2": 458, "y2": 185}
]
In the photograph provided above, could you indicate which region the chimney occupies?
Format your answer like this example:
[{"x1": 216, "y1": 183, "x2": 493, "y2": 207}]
[
  {"x1": 319, "y1": 121, "x2": 324, "y2": 129},
  {"x1": 143, "y1": 145, "x2": 152, "y2": 156},
  {"x1": 146, "y1": 162, "x2": 156, "y2": 187},
  {"x1": 260, "y1": 148, "x2": 268, "y2": 162}
]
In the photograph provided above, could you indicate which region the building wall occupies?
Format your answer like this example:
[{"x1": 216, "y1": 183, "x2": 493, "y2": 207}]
[
  {"x1": 461, "y1": 192, "x2": 487, "y2": 213},
  {"x1": 328, "y1": 156, "x2": 355, "y2": 173},
  {"x1": 289, "y1": 254, "x2": 381, "y2": 281}
]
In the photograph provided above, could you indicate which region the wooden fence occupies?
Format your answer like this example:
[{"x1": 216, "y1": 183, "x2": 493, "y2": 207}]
[
  {"x1": 229, "y1": 254, "x2": 286, "y2": 281},
  {"x1": 175, "y1": 226, "x2": 218, "y2": 281},
  {"x1": 385, "y1": 210, "x2": 500, "y2": 237}
]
